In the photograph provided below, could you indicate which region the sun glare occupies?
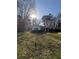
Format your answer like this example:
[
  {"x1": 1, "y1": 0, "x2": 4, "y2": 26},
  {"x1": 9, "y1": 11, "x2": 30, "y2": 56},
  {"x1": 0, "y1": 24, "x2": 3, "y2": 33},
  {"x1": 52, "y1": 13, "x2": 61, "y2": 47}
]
[{"x1": 30, "y1": 14, "x2": 37, "y2": 19}]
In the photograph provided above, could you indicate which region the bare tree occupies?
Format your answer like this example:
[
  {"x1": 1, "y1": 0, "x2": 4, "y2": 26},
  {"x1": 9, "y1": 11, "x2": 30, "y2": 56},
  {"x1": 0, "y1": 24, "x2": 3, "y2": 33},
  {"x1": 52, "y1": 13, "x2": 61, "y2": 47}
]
[{"x1": 17, "y1": 0, "x2": 36, "y2": 32}]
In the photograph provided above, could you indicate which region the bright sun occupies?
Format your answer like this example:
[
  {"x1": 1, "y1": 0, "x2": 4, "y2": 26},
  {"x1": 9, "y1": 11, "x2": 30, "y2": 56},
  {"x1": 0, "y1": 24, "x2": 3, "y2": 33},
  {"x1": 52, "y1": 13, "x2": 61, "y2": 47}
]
[{"x1": 30, "y1": 14, "x2": 37, "y2": 19}]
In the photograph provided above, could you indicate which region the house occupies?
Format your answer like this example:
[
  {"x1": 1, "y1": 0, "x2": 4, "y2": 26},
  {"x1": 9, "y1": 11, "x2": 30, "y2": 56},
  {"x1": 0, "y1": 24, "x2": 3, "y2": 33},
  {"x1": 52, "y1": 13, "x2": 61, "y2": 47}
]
[{"x1": 42, "y1": 14, "x2": 55, "y2": 31}]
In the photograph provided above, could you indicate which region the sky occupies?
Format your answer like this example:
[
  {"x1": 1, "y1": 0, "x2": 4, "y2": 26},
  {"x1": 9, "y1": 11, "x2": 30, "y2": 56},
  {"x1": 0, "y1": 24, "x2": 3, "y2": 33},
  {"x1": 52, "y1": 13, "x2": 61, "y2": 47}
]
[{"x1": 36, "y1": 0, "x2": 61, "y2": 20}]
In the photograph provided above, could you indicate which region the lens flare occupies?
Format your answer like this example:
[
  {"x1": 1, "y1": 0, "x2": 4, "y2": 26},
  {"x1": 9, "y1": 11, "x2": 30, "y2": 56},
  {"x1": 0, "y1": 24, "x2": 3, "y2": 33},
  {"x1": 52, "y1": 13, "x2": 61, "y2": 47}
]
[{"x1": 30, "y1": 14, "x2": 37, "y2": 19}]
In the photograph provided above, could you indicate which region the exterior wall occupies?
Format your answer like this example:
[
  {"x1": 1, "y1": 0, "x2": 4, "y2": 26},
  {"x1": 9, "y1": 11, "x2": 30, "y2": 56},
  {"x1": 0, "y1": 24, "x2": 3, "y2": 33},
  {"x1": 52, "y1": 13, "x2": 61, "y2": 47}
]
[
  {"x1": 42, "y1": 14, "x2": 61, "y2": 31},
  {"x1": 42, "y1": 15, "x2": 55, "y2": 29},
  {"x1": 44, "y1": 20, "x2": 54, "y2": 29}
]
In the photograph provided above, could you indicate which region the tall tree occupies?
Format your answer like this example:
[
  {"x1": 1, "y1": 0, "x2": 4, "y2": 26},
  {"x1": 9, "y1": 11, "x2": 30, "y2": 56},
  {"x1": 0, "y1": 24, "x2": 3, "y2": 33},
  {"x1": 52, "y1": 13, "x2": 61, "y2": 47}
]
[{"x1": 17, "y1": 0, "x2": 36, "y2": 31}]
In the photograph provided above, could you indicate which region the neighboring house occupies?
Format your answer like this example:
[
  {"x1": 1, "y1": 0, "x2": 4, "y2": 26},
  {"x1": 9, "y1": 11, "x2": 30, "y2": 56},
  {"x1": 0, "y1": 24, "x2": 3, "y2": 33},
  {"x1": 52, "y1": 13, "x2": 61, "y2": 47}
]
[
  {"x1": 31, "y1": 19, "x2": 41, "y2": 31},
  {"x1": 32, "y1": 25, "x2": 41, "y2": 31},
  {"x1": 17, "y1": 15, "x2": 25, "y2": 32},
  {"x1": 42, "y1": 13, "x2": 61, "y2": 32},
  {"x1": 42, "y1": 14, "x2": 55, "y2": 31}
]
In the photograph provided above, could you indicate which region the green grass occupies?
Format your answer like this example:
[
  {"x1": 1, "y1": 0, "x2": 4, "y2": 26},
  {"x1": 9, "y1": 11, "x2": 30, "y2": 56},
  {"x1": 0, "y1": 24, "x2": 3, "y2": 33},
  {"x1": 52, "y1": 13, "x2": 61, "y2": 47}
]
[{"x1": 17, "y1": 32, "x2": 61, "y2": 59}]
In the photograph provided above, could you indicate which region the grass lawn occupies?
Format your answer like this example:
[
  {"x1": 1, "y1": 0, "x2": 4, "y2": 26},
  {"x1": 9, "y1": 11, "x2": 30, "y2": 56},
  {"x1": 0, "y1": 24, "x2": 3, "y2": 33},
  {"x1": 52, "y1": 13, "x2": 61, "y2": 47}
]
[{"x1": 17, "y1": 32, "x2": 61, "y2": 59}]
